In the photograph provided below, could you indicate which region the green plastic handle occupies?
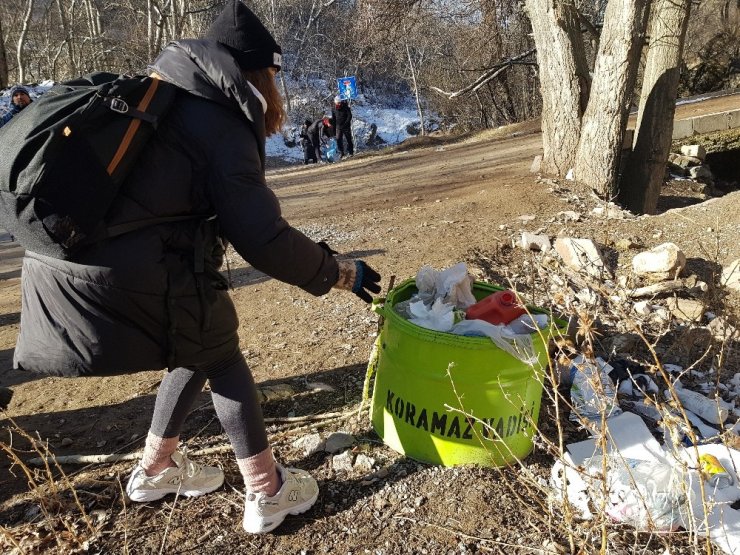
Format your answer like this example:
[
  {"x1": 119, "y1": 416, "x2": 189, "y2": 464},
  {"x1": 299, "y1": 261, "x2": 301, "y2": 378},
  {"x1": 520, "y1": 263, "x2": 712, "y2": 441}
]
[{"x1": 371, "y1": 297, "x2": 386, "y2": 316}]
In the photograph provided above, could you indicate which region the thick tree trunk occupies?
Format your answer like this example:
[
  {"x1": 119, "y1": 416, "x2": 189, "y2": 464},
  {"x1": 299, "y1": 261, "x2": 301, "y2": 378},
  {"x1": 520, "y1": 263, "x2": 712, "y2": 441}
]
[
  {"x1": 0, "y1": 18, "x2": 8, "y2": 88},
  {"x1": 573, "y1": 0, "x2": 650, "y2": 199},
  {"x1": 524, "y1": 0, "x2": 591, "y2": 176},
  {"x1": 620, "y1": 0, "x2": 692, "y2": 214}
]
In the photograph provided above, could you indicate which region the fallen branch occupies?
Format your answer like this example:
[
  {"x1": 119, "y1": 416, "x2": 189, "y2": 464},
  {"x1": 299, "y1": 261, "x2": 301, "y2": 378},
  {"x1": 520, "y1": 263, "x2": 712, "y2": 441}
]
[
  {"x1": 628, "y1": 275, "x2": 707, "y2": 298},
  {"x1": 28, "y1": 409, "x2": 356, "y2": 466},
  {"x1": 430, "y1": 49, "x2": 536, "y2": 99}
]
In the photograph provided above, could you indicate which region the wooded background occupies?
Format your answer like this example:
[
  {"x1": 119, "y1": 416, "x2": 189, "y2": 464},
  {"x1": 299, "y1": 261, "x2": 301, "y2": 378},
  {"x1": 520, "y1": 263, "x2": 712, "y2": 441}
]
[{"x1": 0, "y1": 0, "x2": 738, "y2": 213}]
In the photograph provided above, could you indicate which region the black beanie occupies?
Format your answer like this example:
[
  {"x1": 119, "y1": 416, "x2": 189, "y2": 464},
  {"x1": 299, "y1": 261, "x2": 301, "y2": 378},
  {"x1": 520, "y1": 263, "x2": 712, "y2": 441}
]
[{"x1": 206, "y1": 0, "x2": 282, "y2": 71}]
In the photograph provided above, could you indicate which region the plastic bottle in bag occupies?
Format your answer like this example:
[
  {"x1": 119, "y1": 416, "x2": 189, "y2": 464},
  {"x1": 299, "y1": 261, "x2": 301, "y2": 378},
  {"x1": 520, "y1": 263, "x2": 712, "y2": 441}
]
[
  {"x1": 569, "y1": 355, "x2": 622, "y2": 426},
  {"x1": 585, "y1": 455, "x2": 686, "y2": 531}
]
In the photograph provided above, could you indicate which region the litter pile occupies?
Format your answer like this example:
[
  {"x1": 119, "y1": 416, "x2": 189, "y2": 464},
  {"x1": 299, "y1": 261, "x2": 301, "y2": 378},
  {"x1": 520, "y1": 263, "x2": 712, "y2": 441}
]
[{"x1": 391, "y1": 263, "x2": 550, "y2": 364}]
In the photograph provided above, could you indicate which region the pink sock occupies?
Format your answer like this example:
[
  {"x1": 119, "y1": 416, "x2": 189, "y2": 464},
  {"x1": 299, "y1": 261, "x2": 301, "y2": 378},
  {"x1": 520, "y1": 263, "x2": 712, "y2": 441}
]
[
  {"x1": 141, "y1": 432, "x2": 179, "y2": 476},
  {"x1": 237, "y1": 447, "x2": 281, "y2": 496}
]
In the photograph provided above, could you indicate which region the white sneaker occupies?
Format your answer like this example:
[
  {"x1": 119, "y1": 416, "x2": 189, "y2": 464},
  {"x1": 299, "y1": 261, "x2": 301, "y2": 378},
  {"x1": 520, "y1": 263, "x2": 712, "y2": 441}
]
[
  {"x1": 242, "y1": 465, "x2": 319, "y2": 534},
  {"x1": 125, "y1": 450, "x2": 224, "y2": 502}
]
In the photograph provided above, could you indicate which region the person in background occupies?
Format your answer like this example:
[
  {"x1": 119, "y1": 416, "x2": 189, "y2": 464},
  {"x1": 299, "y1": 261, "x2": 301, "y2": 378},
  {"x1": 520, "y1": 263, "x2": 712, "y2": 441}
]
[
  {"x1": 365, "y1": 123, "x2": 385, "y2": 148},
  {"x1": 0, "y1": 86, "x2": 33, "y2": 128},
  {"x1": 299, "y1": 118, "x2": 317, "y2": 164},
  {"x1": 12, "y1": 0, "x2": 381, "y2": 535},
  {"x1": 331, "y1": 95, "x2": 354, "y2": 158},
  {"x1": 307, "y1": 115, "x2": 334, "y2": 163}
]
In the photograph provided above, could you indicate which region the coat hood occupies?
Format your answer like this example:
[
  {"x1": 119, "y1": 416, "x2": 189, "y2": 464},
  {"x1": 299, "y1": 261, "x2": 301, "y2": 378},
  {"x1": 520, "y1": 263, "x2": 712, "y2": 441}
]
[{"x1": 149, "y1": 39, "x2": 266, "y2": 143}]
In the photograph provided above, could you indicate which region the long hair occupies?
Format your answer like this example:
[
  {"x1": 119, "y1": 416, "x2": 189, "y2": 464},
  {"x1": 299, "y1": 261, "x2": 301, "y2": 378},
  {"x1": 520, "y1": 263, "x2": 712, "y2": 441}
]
[{"x1": 243, "y1": 68, "x2": 286, "y2": 136}]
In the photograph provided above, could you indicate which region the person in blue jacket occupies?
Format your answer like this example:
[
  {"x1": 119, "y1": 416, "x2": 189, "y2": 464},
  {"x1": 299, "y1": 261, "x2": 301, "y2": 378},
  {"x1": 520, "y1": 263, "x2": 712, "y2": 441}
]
[{"x1": 0, "y1": 86, "x2": 32, "y2": 128}]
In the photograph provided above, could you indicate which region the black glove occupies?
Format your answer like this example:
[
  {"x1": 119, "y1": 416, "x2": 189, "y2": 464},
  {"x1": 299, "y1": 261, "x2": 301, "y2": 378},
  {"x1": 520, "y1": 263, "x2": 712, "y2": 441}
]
[
  {"x1": 351, "y1": 261, "x2": 382, "y2": 303},
  {"x1": 335, "y1": 259, "x2": 381, "y2": 303}
]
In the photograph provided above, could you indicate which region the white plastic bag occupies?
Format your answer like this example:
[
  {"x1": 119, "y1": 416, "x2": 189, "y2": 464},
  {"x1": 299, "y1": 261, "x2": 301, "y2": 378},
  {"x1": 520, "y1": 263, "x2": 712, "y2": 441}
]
[
  {"x1": 408, "y1": 298, "x2": 456, "y2": 332},
  {"x1": 451, "y1": 319, "x2": 538, "y2": 365},
  {"x1": 415, "y1": 263, "x2": 476, "y2": 308},
  {"x1": 584, "y1": 454, "x2": 686, "y2": 532}
]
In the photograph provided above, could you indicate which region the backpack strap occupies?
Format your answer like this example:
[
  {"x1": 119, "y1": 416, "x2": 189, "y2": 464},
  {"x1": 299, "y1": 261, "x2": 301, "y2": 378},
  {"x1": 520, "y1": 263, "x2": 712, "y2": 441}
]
[{"x1": 104, "y1": 214, "x2": 213, "y2": 240}]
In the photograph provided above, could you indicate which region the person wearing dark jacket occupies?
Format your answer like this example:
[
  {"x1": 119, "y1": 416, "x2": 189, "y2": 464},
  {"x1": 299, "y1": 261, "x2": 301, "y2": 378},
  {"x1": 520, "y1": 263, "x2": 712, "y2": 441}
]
[
  {"x1": 307, "y1": 115, "x2": 334, "y2": 162},
  {"x1": 331, "y1": 95, "x2": 354, "y2": 157},
  {"x1": 12, "y1": 0, "x2": 380, "y2": 535},
  {"x1": 299, "y1": 118, "x2": 316, "y2": 164},
  {"x1": 0, "y1": 85, "x2": 32, "y2": 128}
]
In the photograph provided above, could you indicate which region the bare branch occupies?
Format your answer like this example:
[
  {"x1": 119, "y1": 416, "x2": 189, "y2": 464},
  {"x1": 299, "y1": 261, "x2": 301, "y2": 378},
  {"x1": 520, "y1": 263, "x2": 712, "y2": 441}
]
[{"x1": 430, "y1": 49, "x2": 536, "y2": 99}]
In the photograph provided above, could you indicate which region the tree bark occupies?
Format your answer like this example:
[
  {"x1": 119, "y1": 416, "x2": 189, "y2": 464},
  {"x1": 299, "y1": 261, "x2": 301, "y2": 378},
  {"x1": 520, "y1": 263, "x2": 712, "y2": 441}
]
[
  {"x1": 17, "y1": 0, "x2": 35, "y2": 83},
  {"x1": 406, "y1": 41, "x2": 425, "y2": 135},
  {"x1": 56, "y1": 0, "x2": 76, "y2": 78},
  {"x1": 0, "y1": 18, "x2": 8, "y2": 88},
  {"x1": 619, "y1": 0, "x2": 692, "y2": 214},
  {"x1": 573, "y1": 0, "x2": 649, "y2": 199},
  {"x1": 524, "y1": 0, "x2": 590, "y2": 177}
]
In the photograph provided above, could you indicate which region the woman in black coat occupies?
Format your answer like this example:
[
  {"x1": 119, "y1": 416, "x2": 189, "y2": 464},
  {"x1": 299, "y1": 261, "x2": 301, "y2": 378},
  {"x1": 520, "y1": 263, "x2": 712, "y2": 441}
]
[{"x1": 12, "y1": 0, "x2": 380, "y2": 534}]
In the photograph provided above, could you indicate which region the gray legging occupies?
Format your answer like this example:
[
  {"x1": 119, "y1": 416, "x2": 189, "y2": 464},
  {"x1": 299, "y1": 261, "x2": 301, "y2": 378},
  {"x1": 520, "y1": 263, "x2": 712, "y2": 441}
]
[{"x1": 148, "y1": 352, "x2": 268, "y2": 459}]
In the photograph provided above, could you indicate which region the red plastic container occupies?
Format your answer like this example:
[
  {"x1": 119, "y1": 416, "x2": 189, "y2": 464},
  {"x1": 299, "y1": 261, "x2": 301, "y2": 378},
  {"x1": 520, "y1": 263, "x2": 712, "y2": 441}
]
[{"x1": 465, "y1": 290, "x2": 526, "y2": 325}]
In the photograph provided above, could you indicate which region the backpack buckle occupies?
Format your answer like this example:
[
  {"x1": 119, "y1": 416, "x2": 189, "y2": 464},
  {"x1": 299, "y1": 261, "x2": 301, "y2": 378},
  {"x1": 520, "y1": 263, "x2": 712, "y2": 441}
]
[{"x1": 108, "y1": 97, "x2": 129, "y2": 114}]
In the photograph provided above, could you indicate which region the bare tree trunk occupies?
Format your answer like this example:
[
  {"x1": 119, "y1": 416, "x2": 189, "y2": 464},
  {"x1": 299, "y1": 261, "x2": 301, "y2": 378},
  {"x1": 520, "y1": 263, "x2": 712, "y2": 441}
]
[
  {"x1": 620, "y1": 0, "x2": 692, "y2": 214},
  {"x1": 0, "y1": 18, "x2": 9, "y2": 88},
  {"x1": 17, "y1": 0, "x2": 35, "y2": 83},
  {"x1": 147, "y1": 0, "x2": 154, "y2": 62},
  {"x1": 56, "y1": 0, "x2": 76, "y2": 77},
  {"x1": 524, "y1": 0, "x2": 591, "y2": 176},
  {"x1": 406, "y1": 41, "x2": 425, "y2": 136},
  {"x1": 573, "y1": 0, "x2": 650, "y2": 198}
]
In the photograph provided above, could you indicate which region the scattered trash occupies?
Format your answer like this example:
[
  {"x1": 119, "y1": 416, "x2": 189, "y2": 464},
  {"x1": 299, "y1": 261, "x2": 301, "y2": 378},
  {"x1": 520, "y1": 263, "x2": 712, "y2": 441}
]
[
  {"x1": 668, "y1": 387, "x2": 731, "y2": 425},
  {"x1": 699, "y1": 453, "x2": 734, "y2": 489},
  {"x1": 569, "y1": 355, "x2": 622, "y2": 427}
]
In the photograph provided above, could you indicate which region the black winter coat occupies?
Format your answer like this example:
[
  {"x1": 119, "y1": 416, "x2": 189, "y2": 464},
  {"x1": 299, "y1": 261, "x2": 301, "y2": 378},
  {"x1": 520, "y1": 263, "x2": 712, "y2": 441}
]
[
  {"x1": 307, "y1": 119, "x2": 332, "y2": 143},
  {"x1": 332, "y1": 103, "x2": 352, "y2": 131},
  {"x1": 13, "y1": 40, "x2": 339, "y2": 377}
]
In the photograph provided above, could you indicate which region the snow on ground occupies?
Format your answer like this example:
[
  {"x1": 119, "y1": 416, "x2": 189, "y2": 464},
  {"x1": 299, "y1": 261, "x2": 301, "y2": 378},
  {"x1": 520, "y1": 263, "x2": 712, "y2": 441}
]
[{"x1": 270, "y1": 93, "x2": 422, "y2": 162}]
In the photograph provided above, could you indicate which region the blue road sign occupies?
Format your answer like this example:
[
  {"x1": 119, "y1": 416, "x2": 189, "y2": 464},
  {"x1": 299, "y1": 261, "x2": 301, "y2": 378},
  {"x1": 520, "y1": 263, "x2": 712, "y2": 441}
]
[{"x1": 337, "y1": 76, "x2": 357, "y2": 100}]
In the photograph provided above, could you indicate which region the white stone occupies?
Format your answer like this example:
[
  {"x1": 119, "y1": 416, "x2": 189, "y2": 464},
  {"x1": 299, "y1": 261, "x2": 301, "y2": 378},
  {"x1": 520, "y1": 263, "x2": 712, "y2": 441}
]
[
  {"x1": 324, "y1": 431, "x2": 355, "y2": 453},
  {"x1": 353, "y1": 454, "x2": 376, "y2": 473},
  {"x1": 722, "y1": 259, "x2": 740, "y2": 291},
  {"x1": 332, "y1": 451, "x2": 354, "y2": 472},
  {"x1": 554, "y1": 237, "x2": 608, "y2": 278},
  {"x1": 632, "y1": 243, "x2": 686, "y2": 281},
  {"x1": 292, "y1": 433, "x2": 325, "y2": 456},
  {"x1": 666, "y1": 297, "x2": 704, "y2": 321},
  {"x1": 633, "y1": 301, "x2": 652, "y2": 316},
  {"x1": 708, "y1": 316, "x2": 739, "y2": 341},
  {"x1": 558, "y1": 211, "x2": 581, "y2": 222},
  {"x1": 576, "y1": 288, "x2": 599, "y2": 305},
  {"x1": 520, "y1": 232, "x2": 551, "y2": 252},
  {"x1": 680, "y1": 144, "x2": 707, "y2": 161},
  {"x1": 652, "y1": 307, "x2": 671, "y2": 322},
  {"x1": 565, "y1": 168, "x2": 574, "y2": 180}
]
